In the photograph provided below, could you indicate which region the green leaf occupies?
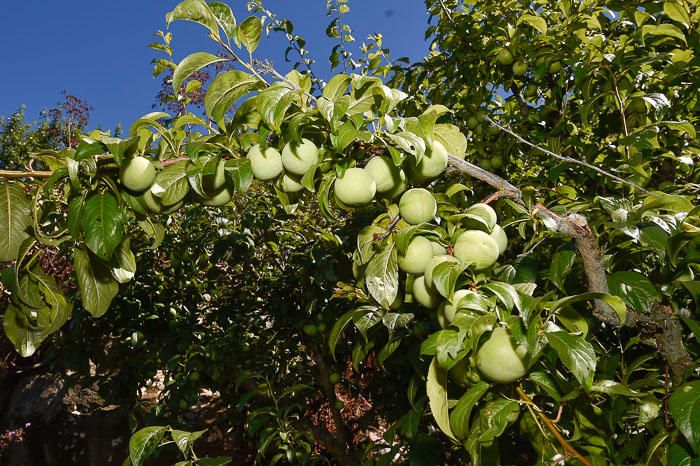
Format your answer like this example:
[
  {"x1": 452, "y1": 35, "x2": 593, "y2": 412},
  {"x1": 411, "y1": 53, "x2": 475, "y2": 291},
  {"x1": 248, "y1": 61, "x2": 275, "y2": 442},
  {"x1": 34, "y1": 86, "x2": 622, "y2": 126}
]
[
  {"x1": 517, "y1": 14, "x2": 547, "y2": 34},
  {"x1": 642, "y1": 23, "x2": 687, "y2": 45},
  {"x1": 137, "y1": 219, "x2": 165, "y2": 249},
  {"x1": 670, "y1": 381, "x2": 700, "y2": 454},
  {"x1": 208, "y1": 2, "x2": 237, "y2": 41},
  {"x1": 608, "y1": 271, "x2": 660, "y2": 313},
  {"x1": 449, "y1": 381, "x2": 490, "y2": 440},
  {"x1": 173, "y1": 52, "x2": 227, "y2": 93},
  {"x1": 433, "y1": 124, "x2": 467, "y2": 159},
  {"x1": 550, "y1": 249, "x2": 576, "y2": 292},
  {"x1": 80, "y1": 193, "x2": 126, "y2": 261},
  {"x1": 129, "y1": 426, "x2": 168, "y2": 466},
  {"x1": 28, "y1": 266, "x2": 72, "y2": 334},
  {"x1": 322, "y1": 74, "x2": 351, "y2": 100},
  {"x1": 151, "y1": 161, "x2": 190, "y2": 205},
  {"x1": 0, "y1": 181, "x2": 32, "y2": 261},
  {"x1": 426, "y1": 358, "x2": 458, "y2": 443},
  {"x1": 2, "y1": 303, "x2": 47, "y2": 357},
  {"x1": 548, "y1": 292, "x2": 627, "y2": 324},
  {"x1": 238, "y1": 16, "x2": 262, "y2": 53},
  {"x1": 166, "y1": 0, "x2": 218, "y2": 37},
  {"x1": 329, "y1": 308, "x2": 365, "y2": 358},
  {"x1": 227, "y1": 158, "x2": 253, "y2": 194},
  {"x1": 74, "y1": 248, "x2": 119, "y2": 317},
  {"x1": 546, "y1": 331, "x2": 596, "y2": 391},
  {"x1": 364, "y1": 243, "x2": 399, "y2": 309},
  {"x1": 477, "y1": 399, "x2": 520, "y2": 443},
  {"x1": 171, "y1": 429, "x2": 207, "y2": 456},
  {"x1": 482, "y1": 281, "x2": 521, "y2": 313},
  {"x1": 257, "y1": 85, "x2": 295, "y2": 132},
  {"x1": 196, "y1": 458, "x2": 232, "y2": 466},
  {"x1": 664, "y1": 1, "x2": 690, "y2": 28},
  {"x1": 110, "y1": 238, "x2": 136, "y2": 284},
  {"x1": 432, "y1": 261, "x2": 465, "y2": 300},
  {"x1": 204, "y1": 71, "x2": 261, "y2": 127}
]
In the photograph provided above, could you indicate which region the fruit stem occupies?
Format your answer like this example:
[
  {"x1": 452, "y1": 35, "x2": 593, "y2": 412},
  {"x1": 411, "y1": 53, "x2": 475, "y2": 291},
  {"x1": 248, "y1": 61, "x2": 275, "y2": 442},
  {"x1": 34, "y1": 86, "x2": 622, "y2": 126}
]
[{"x1": 516, "y1": 386, "x2": 593, "y2": 466}]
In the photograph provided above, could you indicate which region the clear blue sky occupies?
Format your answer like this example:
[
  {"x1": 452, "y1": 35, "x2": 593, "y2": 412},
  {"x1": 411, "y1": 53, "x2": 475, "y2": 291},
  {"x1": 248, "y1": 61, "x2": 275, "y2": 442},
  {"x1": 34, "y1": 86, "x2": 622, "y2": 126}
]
[{"x1": 0, "y1": 1, "x2": 429, "y2": 131}]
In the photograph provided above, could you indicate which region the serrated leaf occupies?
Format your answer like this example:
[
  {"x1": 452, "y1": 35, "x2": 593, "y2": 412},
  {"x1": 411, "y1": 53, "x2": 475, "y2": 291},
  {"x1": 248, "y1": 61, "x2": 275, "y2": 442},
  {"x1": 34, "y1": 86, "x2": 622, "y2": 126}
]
[
  {"x1": 664, "y1": 1, "x2": 690, "y2": 29},
  {"x1": 258, "y1": 85, "x2": 295, "y2": 132},
  {"x1": 548, "y1": 292, "x2": 627, "y2": 324},
  {"x1": 433, "y1": 124, "x2": 467, "y2": 159},
  {"x1": 80, "y1": 193, "x2": 126, "y2": 261},
  {"x1": 449, "y1": 381, "x2": 490, "y2": 440},
  {"x1": 322, "y1": 74, "x2": 351, "y2": 100},
  {"x1": 482, "y1": 281, "x2": 522, "y2": 312},
  {"x1": 110, "y1": 238, "x2": 136, "y2": 284},
  {"x1": 74, "y1": 248, "x2": 119, "y2": 317},
  {"x1": 642, "y1": 23, "x2": 687, "y2": 44},
  {"x1": 517, "y1": 13, "x2": 547, "y2": 34},
  {"x1": 166, "y1": 0, "x2": 218, "y2": 35},
  {"x1": 546, "y1": 331, "x2": 596, "y2": 391},
  {"x1": 151, "y1": 161, "x2": 190, "y2": 205},
  {"x1": 171, "y1": 429, "x2": 207, "y2": 456},
  {"x1": 0, "y1": 181, "x2": 32, "y2": 261},
  {"x1": 173, "y1": 52, "x2": 227, "y2": 93},
  {"x1": 208, "y1": 2, "x2": 237, "y2": 40},
  {"x1": 427, "y1": 358, "x2": 458, "y2": 443},
  {"x1": 477, "y1": 399, "x2": 520, "y2": 443},
  {"x1": 329, "y1": 308, "x2": 364, "y2": 358},
  {"x1": 608, "y1": 271, "x2": 660, "y2": 313}
]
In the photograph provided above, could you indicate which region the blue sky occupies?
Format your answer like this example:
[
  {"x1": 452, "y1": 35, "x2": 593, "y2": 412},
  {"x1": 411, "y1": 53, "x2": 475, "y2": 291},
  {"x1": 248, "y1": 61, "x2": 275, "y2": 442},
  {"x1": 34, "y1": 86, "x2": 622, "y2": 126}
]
[{"x1": 0, "y1": 1, "x2": 429, "y2": 131}]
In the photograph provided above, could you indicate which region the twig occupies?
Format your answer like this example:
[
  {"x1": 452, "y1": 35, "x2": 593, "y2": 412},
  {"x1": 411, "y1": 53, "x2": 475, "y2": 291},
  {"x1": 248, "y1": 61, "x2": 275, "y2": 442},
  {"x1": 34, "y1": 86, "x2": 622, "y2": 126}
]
[
  {"x1": 516, "y1": 386, "x2": 593, "y2": 466},
  {"x1": 483, "y1": 116, "x2": 652, "y2": 195},
  {"x1": 0, "y1": 170, "x2": 53, "y2": 179}
]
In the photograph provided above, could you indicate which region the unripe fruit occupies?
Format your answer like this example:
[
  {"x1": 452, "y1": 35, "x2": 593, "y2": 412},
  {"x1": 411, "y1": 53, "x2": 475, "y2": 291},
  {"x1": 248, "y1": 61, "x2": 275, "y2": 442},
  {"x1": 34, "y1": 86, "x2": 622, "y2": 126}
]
[
  {"x1": 412, "y1": 275, "x2": 441, "y2": 309},
  {"x1": 178, "y1": 399, "x2": 188, "y2": 410},
  {"x1": 383, "y1": 173, "x2": 407, "y2": 199},
  {"x1": 248, "y1": 145, "x2": 283, "y2": 180},
  {"x1": 486, "y1": 125, "x2": 499, "y2": 136},
  {"x1": 498, "y1": 49, "x2": 514, "y2": 65},
  {"x1": 512, "y1": 60, "x2": 528, "y2": 76},
  {"x1": 201, "y1": 184, "x2": 234, "y2": 206},
  {"x1": 303, "y1": 324, "x2": 318, "y2": 336},
  {"x1": 317, "y1": 322, "x2": 327, "y2": 333},
  {"x1": 334, "y1": 400, "x2": 344, "y2": 410},
  {"x1": 466, "y1": 203, "x2": 498, "y2": 231},
  {"x1": 203, "y1": 159, "x2": 227, "y2": 192},
  {"x1": 329, "y1": 373, "x2": 341, "y2": 384},
  {"x1": 490, "y1": 155, "x2": 504, "y2": 169},
  {"x1": 277, "y1": 173, "x2": 304, "y2": 193},
  {"x1": 466, "y1": 116, "x2": 479, "y2": 129},
  {"x1": 189, "y1": 371, "x2": 200, "y2": 382},
  {"x1": 399, "y1": 189, "x2": 437, "y2": 225},
  {"x1": 334, "y1": 168, "x2": 376, "y2": 207},
  {"x1": 475, "y1": 327, "x2": 527, "y2": 383},
  {"x1": 490, "y1": 224, "x2": 508, "y2": 254},
  {"x1": 424, "y1": 254, "x2": 460, "y2": 289},
  {"x1": 442, "y1": 289, "x2": 476, "y2": 323},
  {"x1": 143, "y1": 190, "x2": 184, "y2": 214},
  {"x1": 409, "y1": 140, "x2": 448, "y2": 180},
  {"x1": 365, "y1": 156, "x2": 406, "y2": 194},
  {"x1": 398, "y1": 236, "x2": 435, "y2": 275},
  {"x1": 449, "y1": 357, "x2": 471, "y2": 388},
  {"x1": 548, "y1": 61, "x2": 562, "y2": 74},
  {"x1": 120, "y1": 156, "x2": 156, "y2": 193},
  {"x1": 480, "y1": 159, "x2": 492, "y2": 170},
  {"x1": 525, "y1": 83, "x2": 538, "y2": 98},
  {"x1": 281, "y1": 138, "x2": 319, "y2": 176},
  {"x1": 453, "y1": 230, "x2": 500, "y2": 270}
]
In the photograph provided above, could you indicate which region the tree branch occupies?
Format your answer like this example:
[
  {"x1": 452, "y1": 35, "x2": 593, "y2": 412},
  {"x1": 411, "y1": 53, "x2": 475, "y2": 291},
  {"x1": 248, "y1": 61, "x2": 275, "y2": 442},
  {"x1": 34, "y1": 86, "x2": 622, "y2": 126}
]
[{"x1": 0, "y1": 170, "x2": 53, "y2": 179}]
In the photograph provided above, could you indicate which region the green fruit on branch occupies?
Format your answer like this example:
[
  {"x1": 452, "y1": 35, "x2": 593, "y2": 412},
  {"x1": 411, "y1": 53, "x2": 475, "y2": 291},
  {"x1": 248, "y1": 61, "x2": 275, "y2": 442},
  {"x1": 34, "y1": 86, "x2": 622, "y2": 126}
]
[
  {"x1": 475, "y1": 327, "x2": 528, "y2": 383},
  {"x1": 466, "y1": 115, "x2": 479, "y2": 129},
  {"x1": 441, "y1": 289, "x2": 477, "y2": 324},
  {"x1": 317, "y1": 322, "x2": 327, "y2": 333},
  {"x1": 548, "y1": 61, "x2": 562, "y2": 74},
  {"x1": 525, "y1": 83, "x2": 538, "y2": 98},
  {"x1": 281, "y1": 138, "x2": 319, "y2": 176},
  {"x1": 189, "y1": 371, "x2": 200, "y2": 382},
  {"x1": 120, "y1": 156, "x2": 156, "y2": 193},
  {"x1": 329, "y1": 372, "x2": 341, "y2": 384},
  {"x1": 248, "y1": 144, "x2": 283, "y2": 180},
  {"x1": 424, "y1": 254, "x2": 460, "y2": 289},
  {"x1": 512, "y1": 60, "x2": 528, "y2": 76},
  {"x1": 479, "y1": 158, "x2": 492, "y2": 170},
  {"x1": 303, "y1": 324, "x2": 318, "y2": 336},
  {"x1": 497, "y1": 49, "x2": 514, "y2": 65},
  {"x1": 490, "y1": 224, "x2": 508, "y2": 254},
  {"x1": 334, "y1": 400, "x2": 344, "y2": 410},
  {"x1": 334, "y1": 167, "x2": 376, "y2": 207},
  {"x1": 201, "y1": 183, "x2": 234, "y2": 206},
  {"x1": 412, "y1": 275, "x2": 441, "y2": 309},
  {"x1": 202, "y1": 159, "x2": 227, "y2": 192},
  {"x1": 143, "y1": 189, "x2": 184, "y2": 214},
  {"x1": 399, "y1": 188, "x2": 437, "y2": 225},
  {"x1": 277, "y1": 173, "x2": 305, "y2": 193},
  {"x1": 489, "y1": 155, "x2": 504, "y2": 169},
  {"x1": 453, "y1": 230, "x2": 500, "y2": 270},
  {"x1": 398, "y1": 235, "x2": 435, "y2": 275},
  {"x1": 466, "y1": 203, "x2": 498, "y2": 231},
  {"x1": 365, "y1": 155, "x2": 406, "y2": 195},
  {"x1": 408, "y1": 140, "x2": 448, "y2": 180}
]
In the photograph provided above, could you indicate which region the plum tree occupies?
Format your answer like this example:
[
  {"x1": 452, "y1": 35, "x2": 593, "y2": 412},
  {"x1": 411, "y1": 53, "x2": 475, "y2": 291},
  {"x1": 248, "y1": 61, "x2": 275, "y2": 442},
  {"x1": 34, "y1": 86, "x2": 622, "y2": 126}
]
[
  {"x1": 411, "y1": 275, "x2": 441, "y2": 309},
  {"x1": 276, "y1": 173, "x2": 305, "y2": 193},
  {"x1": 398, "y1": 188, "x2": 437, "y2": 225},
  {"x1": 281, "y1": 138, "x2": 319, "y2": 176},
  {"x1": 475, "y1": 327, "x2": 528, "y2": 383},
  {"x1": 465, "y1": 203, "x2": 498, "y2": 231},
  {"x1": 512, "y1": 60, "x2": 527, "y2": 76},
  {"x1": 407, "y1": 140, "x2": 448, "y2": 181},
  {"x1": 497, "y1": 49, "x2": 514, "y2": 65},
  {"x1": 120, "y1": 156, "x2": 156, "y2": 193},
  {"x1": 453, "y1": 230, "x2": 500, "y2": 270},
  {"x1": 398, "y1": 235, "x2": 434, "y2": 275},
  {"x1": 334, "y1": 167, "x2": 376, "y2": 206},
  {"x1": 248, "y1": 145, "x2": 284, "y2": 180},
  {"x1": 202, "y1": 159, "x2": 227, "y2": 192},
  {"x1": 143, "y1": 189, "x2": 184, "y2": 214},
  {"x1": 490, "y1": 224, "x2": 508, "y2": 254},
  {"x1": 201, "y1": 184, "x2": 234, "y2": 206}
]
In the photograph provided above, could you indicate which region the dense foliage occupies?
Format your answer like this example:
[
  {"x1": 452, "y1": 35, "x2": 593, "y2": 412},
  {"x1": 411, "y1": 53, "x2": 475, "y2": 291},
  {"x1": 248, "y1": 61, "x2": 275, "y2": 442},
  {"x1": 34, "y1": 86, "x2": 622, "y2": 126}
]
[{"x1": 1, "y1": 1, "x2": 699, "y2": 465}]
